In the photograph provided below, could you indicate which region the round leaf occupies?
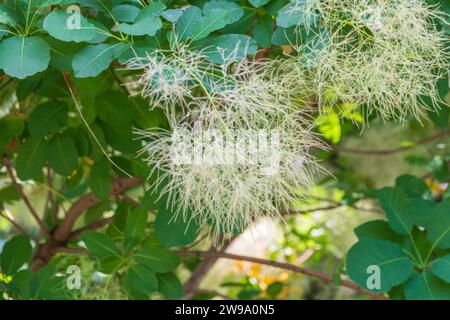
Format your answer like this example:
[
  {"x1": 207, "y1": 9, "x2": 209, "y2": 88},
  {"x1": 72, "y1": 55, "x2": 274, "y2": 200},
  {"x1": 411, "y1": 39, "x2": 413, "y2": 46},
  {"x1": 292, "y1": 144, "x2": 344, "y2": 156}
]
[
  {"x1": 346, "y1": 238, "x2": 414, "y2": 292},
  {"x1": 0, "y1": 36, "x2": 50, "y2": 79}
]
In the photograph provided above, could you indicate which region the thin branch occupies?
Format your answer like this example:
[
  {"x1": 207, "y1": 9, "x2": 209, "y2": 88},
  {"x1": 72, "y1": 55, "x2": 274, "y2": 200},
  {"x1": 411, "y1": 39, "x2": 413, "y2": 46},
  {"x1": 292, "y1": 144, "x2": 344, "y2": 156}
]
[
  {"x1": 0, "y1": 209, "x2": 34, "y2": 241},
  {"x1": 332, "y1": 128, "x2": 450, "y2": 155},
  {"x1": 285, "y1": 204, "x2": 342, "y2": 215},
  {"x1": 181, "y1": 233, "x2": 209, "y2": 251},
  {"x1": 118, "y1": 194, "x2": 140, "y2": 206},
  {"x1": 53, "y1": 177, "x2": 142, "y2": 243},
  {"x1": 44, "y1": 165, "x2": 57, "y2": 225},
  {"x1": 68, "y1": 217, "x2": 114, "y2": 241},
  {"x1": 178, "y1": 250, "x2": 387, "y2": 300},
  {"x1": 51, "y1": 247, "x2": 88, "y2": 255},
  {"x1": 3, "y1": 154, "x2": 51, "y2": 239}
]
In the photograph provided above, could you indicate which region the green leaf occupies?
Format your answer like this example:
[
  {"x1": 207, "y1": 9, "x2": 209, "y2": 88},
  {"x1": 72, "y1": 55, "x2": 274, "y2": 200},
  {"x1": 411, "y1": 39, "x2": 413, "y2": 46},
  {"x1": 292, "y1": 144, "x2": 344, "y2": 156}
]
[
  {"x1": 155, "y1": 204, "x2": 200, "y2": 248},
  {"x1": 88, "y1": 160, "x2": 112, "y2": 199},
  {"x1": 271, "y1": 26, "x2": 298, "y2": 46},
  {"x1": 47, "y1": 133, "x2": 78, "y2": 176},
  {"x1": 81, "y1": 231, "x2": 120, "y2": 258},
  {"x1": 16, "y1": 138, "x2": 47, "y2": 180},
  {"x1": 405, "y1": 271, "x2": 450, "y2": 300},
  {"x1": 125, "y1": 264, "x2": 158, "y2": 294},
  {"x1": 130, "y1": 97, "x2": 166, "y2": 129},
  {"x1": 176, "y1": 5, "x2": 237, "y2": 41},
  {"x1": 30, "y1": 265, "x2": 66, "y2": 299},
  {"x1": 409, "y1": 198, "x2": 435, "y2": 228},
  {"x1": 124, "y1": 206, "x2": 148, "y2": 251},
  {"x1": 118, "y1": 1, "x2": 165, "y2": 36},
  {"x1": 425, "y1": 78, "x2": 449, "y2": 129},
  {"x1": 301, "y1": 30, "x2": 329, "y2": 68},
  {"x1": 0, "y1": 116, "x2": 24, "y2": 151},
  {"x1": 427, "y1": 198, "x2": 450, "y2": 249},
  {"x1": 0, "y1": 185, "x2": 20, "y2": 204},
  {"x1": 378, "y1": 187, "x2": 414, "y2": 235},
  {"x1": 157, "y1": 272, "x2": 183, "y2": 299},
  {"x1": 346, "y1": 238, "x2": 414, "y2": 292},
  {"x1": 0, "y1": 4, "x2": 18, "y2": 26},
  {"x1": 193, "y1": 34, "x2": 257, "y2": 64},
  {"x1": 134, "y1": 246, "x2": 180, "y2": 273},
  {"x1": 43, "y1": 10, "x2": 97, "y2": 42},
  {"x1": 253, "y1": 15, "x2": 274, "y2": 48},
  {"x1": 28, "y1": 101, "x2": 68, "y2": 138},
  {"x1": 112, "y1": 4, "x2": 140, "y2": 22},
  {"x1": 249, "y1": 0, "x2": 270, "y2": 8},
  {"x1": 203, "y1": 1, "x2": 244, "y2": 26},
  {"x1": 8, "y1": 270, "x2": 33, "y2": 299},
  {"x1": 354, "y1": 220, "x2": 404, "y2": 243},
  {"x1": 99, "y1": 256, "x2": 123, "y2": 274},
  {"x1": 402, "y1": 228, "x2": 432, "y2": 265},
  {"x1": 267, "y1": 281, "x2": 283, "y2": 298},
  {"x1": 0, "y1": 235, "x2": 32, "y2": 275},
  {"x1": 72, "y1": 43, "x2": 120, "y2": 78},
  {"x1": 0, "y1": 116, "x2": 24, "y2": 138},
  {"x1": 162, "y1": 9, "x2": 183, "y2": 23},
  {"x1": 395, "y1": 174, "x2": 430, "y2": 199},
  {"x1": 431, "y1": 254, "x2": 450, "y2": 283},
  {"x1": 95, "y1": 90, "x2": 135, "y2": 126},
  {"x1": 0, "y1": 36, "x2": 50, "y2": 79},
  {"x1": 276, "y1": 0, "x2": 318, "y2": 28}
]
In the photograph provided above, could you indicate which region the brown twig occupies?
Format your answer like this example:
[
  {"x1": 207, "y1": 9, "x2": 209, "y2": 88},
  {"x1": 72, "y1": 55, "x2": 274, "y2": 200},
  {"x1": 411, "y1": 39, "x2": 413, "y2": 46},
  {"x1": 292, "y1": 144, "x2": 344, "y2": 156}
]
[
  {"x1": 118, "y1": 194, "x2": 140, "y2": 207},
  {"x1": 53, "y1": 177, "x2": 142, "y2": 243},
  {"x1": 68, "y1": 217, "x2": 114, "y2": 241},
  {"x1": 3, "y1": 154, "x2": 51, "y2": 239},
  {"x1": 286, "y1": 204, "x2": 342, "y2": 215},
  {"x1": 0, "y1": 209, "x2": 34, "y2": 241},
  {"x1": 51, "y1": 247, "x2": 88, "y2": 255},
  {"x1": 332, "y1": 128, "x2": 450, "y2": 156},
  {"x1": 44, "y1": 165, "x2": 57, "y2": 225},
  {"x1": 178, "y1": 250, "x2": 387, "y2": 300}
]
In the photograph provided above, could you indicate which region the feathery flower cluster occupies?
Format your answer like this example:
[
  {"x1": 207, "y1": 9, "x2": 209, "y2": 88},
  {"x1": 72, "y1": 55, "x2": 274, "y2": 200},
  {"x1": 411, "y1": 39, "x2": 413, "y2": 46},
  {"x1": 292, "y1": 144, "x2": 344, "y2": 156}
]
[
  {"x1": 289, "y1": 0, "x2": 449, "y2": 120},
  {"x1": 126, "y1": 45, "x2": 216, "y2": 111},
  {"x1": 130, "y1": 46, "x2": 323, "y2": 240}
]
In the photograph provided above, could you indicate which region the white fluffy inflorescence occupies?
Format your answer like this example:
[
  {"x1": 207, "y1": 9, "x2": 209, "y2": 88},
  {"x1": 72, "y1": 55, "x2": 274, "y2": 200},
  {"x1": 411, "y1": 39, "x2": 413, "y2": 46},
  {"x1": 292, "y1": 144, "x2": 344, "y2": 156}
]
[
  {"x1": 132, "y1": 50, "x2": 323, "y2": 240},
  {"x1": 291, "y1": 0, "x2": 449, "y2": 120},
  {"x1": 126, "y1": 45, "x2": 217, "y2": 112}
]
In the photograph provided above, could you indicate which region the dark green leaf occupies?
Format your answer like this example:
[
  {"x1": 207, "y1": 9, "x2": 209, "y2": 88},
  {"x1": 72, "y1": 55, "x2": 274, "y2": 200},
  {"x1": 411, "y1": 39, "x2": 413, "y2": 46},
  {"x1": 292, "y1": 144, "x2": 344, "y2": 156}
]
[
  {"x1": 125, "y1": 264, "x2": 158, "y2": 294},
  {"x1": 81, "y1": 231, "x2": 120, "y2": 258},
  {"x1": 16, "y1": 138, "x2": 47, "y2": 180},
  {"x1": 253, "y1": 15, "x2": 274, "y2": 48},
  {"x1": 157, "y1": 272, "x2": 183, "y2": 299},
  {"x1": 405, "y1": 271, "x2": 450, "y2": 300},
  {"x1": 427, "y1": 198, "x2": 450, "y2": 249},
  {"x1": 155, "y1": 204, "x2": 200, "y2": 248},
  {"x1": 354, "y1": 220, "x2": 404, "y2": 243},
  {"x1": 431, "y1": 254, "x2": 450, "y2": 283},
  {"x1": 134, "y1": 246, "x2": 180, "y2": 273},
  {"x1": 378, "y1": 187, "x2": 414, "y2": 235},
  {"x1": 28, "y1": 101, "x2": 68, "y2": 138},
  {"x1": 0, "y1": 235, "x2": 32, "y2": 275},
  {"x1": 88, "y1": 160, "x2": 112, "y2": 199},
  {"x1": 47, "y1": 133, "x2": 78, "y2": 176}
]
